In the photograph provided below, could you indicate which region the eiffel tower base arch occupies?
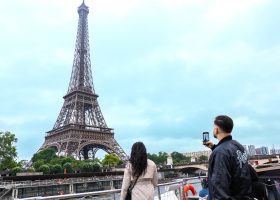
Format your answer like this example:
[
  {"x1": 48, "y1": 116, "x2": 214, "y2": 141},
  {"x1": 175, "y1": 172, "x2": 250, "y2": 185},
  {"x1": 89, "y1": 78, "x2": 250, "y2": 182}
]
[{"x1": 40, "y1": 128, "x2": 127, "y2": 161}]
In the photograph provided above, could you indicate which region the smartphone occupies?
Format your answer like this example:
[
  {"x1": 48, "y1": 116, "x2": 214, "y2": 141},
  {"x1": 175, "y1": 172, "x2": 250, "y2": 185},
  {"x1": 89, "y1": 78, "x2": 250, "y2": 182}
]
[{"x1": 203, "y1": 132, "x2": 209, "y2": 143}]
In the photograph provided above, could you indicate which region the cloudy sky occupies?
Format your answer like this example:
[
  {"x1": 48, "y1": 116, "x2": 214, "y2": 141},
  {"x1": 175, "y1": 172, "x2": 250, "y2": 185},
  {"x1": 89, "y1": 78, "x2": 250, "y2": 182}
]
[{"x1": 1, "y1": 0, "x2": 280, "y2": 161}]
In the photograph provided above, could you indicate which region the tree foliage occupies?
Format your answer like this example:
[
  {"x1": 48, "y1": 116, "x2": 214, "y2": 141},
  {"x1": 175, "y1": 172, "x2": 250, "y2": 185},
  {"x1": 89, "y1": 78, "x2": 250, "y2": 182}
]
[
  {"x1": 171, "y1": 152, "x2": 191, "y2": 164},
  {"x1": 148, "y1": 151, "x2": 168, "y2": 165},
  {"x1": 102, "y1": 153, "x2": 121, "y2": 166},
  {"x1": 79, "y1": 161, "x2": 101, "y2": 172},
  {"x1": 50, "y1": 164, "x2": 63, "y2": 174},
  {"x1": 63, "y1": 162, "x2": 74, "y2": 174},
  {"x1": 11, "y1": 166, "x2": 22, "y2": 176},
  {"x1": 147, "y1": 151, "x2": 192, "y2": 165},
  {"x1": 0, "y1": 131, "x2": 18, "y2": 170},
  {"x1": 31, "y1": 148, "x2": 57, "y2": 163},
  {"x1": 198, "y1": 155, "x2": 208, "y2": 162},
  {"x1": 38, "y1": 164, "x2": 50, "y2": 174}
]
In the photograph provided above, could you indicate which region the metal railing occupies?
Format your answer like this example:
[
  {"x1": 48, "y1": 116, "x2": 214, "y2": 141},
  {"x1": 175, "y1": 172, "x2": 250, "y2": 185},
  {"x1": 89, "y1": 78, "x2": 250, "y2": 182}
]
[
  {"x1": 17, "y1": 176, "x2": 280, "y2": 200},
  {"x1": 18, "y1": 176, "x2": 206, "y2": 200},
  {"x1": 0, "y1": 176, "x2": 123, "y2": 188}
]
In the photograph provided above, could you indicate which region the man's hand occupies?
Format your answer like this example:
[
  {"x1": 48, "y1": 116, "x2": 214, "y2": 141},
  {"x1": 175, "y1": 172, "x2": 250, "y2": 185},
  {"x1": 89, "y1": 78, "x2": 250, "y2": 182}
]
[{"x1": 203, "y1": 141, "x2": 214, "y2": 149}]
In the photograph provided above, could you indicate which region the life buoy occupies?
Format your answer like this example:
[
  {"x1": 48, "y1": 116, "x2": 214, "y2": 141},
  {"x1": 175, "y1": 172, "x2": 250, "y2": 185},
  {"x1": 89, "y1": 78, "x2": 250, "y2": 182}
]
[{"x1": 183, "y1": 184, "x2": 197, "y2": 199}]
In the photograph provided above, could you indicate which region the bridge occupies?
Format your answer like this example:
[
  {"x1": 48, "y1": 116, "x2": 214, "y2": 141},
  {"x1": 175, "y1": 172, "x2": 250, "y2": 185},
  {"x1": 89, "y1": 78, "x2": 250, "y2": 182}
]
[{"x1": 167, "y1": 154, "x2": 280, "y2": 174}]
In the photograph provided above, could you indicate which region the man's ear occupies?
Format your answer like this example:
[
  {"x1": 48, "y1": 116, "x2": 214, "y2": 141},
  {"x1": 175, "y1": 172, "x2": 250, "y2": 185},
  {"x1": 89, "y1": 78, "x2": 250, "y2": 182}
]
[{"x1": 214, "y1": 127, "x2": 218, "y2": 135}]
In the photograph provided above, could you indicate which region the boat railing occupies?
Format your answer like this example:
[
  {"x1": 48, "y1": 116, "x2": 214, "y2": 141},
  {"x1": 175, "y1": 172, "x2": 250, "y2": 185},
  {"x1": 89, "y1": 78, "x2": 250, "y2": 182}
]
[
  {"x1": 13, "y1": 175, "x2": 280, "y2": 200},
  {"x1": 17, "y1": 176, "x2": 206, "y2": 200}
]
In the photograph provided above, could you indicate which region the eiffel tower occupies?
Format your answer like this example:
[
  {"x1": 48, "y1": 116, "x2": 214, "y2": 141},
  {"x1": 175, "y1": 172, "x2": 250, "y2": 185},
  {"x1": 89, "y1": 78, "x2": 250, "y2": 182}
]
[{"x1": 40, "y1": 1, "x2": 127, "y2": 161}]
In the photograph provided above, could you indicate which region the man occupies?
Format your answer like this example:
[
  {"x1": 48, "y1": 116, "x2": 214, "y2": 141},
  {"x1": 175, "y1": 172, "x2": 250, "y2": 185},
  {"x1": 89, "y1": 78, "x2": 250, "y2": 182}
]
[{"x1": 204, "y1": 115, "x2": 253, "y2": 199}]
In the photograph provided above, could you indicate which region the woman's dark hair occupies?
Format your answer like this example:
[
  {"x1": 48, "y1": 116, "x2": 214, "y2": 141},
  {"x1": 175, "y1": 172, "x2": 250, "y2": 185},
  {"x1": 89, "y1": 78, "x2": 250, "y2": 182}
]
[{"x1": 129, "y1": 141, "x2": 148, "y2": 177}]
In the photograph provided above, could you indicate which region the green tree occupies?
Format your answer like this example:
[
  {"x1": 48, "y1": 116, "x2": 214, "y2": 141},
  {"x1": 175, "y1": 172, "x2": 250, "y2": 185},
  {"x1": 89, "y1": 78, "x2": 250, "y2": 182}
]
[
  {"x1": 90, "y1": 161, "x2": 101, "y2": 172},
  {"x1": 33, "y1": 160, "x2": 45, "y2": 171},
  {"x1": 31, "y1": 148, "x2": 57, "y2": 163},
  {"x1": 61, "y1": 156, "x2": 76, "y2": 166},
  {"x1": 148, "y1": 153, "x2": 158, "y2": 163},
  {"x1": 102, "y1": 153, "x2": 121, "y2": 166},
  {"x1": 49, "y1": 157, "x2": 64, "y2": 166},
  {"x1": 0, "y1": 131, "x2": 18, "y2": 170},
  {"x1": 79, "y1": 161, "x2": 100, "y2": 172},
  {"x1": 38, "y1": 164, "x2": 50, "y2": 174},
  {"x1": 198, "y1": 155, "x2": 208, "y2": 162},
  {"x1": 50, "y1": 164, "x2": 63, "y2": 174},
  {"x1": 11, "y1": 166, "x2": 22, "y2": 176},
  {"x1": 81, "y1": 162, "x2": 92, "y2": 172},
  {"x1": 26, "y1": 167, "x2": 35, "y2": 173},
  {"x1": 0, "y1": 158, "x2": 18, "y2": 171},
  {"x1": 147, "y1": 152, "x2": 168, "y2": 165},
  {"x1": 157, "y1": 152, "x2": 168, "y2": 164},
  {"x1": 171, "y1": 152, "x2": 190, "y2": 164},
  {"x1": 63, "y1": 162, "x2": 74, "y2": 174},
  {"x1": 18, "y1": 160, "x2": 29, "y2": 168}
]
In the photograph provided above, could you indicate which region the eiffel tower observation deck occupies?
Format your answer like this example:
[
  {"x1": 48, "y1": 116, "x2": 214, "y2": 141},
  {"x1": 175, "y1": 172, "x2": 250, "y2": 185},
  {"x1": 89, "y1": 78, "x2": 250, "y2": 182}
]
[{"x1": 40, "y1": 0, "x2": 127, "y2": 161}]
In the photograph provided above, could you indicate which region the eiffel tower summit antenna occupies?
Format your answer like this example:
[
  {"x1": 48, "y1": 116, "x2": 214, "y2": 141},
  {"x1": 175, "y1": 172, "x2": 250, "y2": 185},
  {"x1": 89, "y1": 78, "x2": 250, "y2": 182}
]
[{"x1": 39, "y1": 1, "x2": 127, "y2": 161}]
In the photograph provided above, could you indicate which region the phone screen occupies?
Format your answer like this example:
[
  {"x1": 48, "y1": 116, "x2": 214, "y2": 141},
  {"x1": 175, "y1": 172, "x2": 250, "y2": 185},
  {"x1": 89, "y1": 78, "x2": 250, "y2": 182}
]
[{"x1": 203, "y1": 132, "x2": 209, "y2": 142}]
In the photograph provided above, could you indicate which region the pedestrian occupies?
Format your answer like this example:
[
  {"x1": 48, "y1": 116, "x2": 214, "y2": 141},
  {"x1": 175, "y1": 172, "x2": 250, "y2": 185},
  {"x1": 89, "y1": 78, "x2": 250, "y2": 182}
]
[
  {"x1": 120, "y1": 141, "x2": 158, "y2": 200},
  {"x1": 199, "y1": 178, "x2": 209, "y2": 199},
  {"x1": 204, "y1": 115, "x2": 253, "y2": 199}
]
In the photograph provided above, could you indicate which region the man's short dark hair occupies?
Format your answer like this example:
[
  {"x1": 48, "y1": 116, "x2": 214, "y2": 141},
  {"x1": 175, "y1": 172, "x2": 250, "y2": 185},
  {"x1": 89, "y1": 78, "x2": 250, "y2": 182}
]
[{"x1": 214, "y1": 115, "x2": 234, "y2": 133}]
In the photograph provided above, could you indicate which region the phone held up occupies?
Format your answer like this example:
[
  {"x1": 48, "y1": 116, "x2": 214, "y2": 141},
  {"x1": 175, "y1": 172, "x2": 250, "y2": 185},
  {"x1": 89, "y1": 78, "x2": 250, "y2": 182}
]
[{"x1": 203, "y1": 132, "x2": 209, "y2": 144}]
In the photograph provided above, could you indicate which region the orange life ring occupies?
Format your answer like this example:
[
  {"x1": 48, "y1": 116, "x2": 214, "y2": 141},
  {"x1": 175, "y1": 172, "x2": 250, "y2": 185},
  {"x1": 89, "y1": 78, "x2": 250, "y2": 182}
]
[{"x1": 183, "y1": 183, "x2": 197, "y2": 199}]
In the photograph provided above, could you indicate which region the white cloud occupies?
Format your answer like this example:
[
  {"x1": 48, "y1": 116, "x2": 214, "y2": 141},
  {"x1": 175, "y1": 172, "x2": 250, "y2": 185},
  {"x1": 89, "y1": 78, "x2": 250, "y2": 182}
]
[
  {"x1": 233, "y1": 83, "x2": 280, "y2": 115},
  {"x1": 206, "y1": 0, "x2": 267, "y2": 27},
  {"x1": 1, "y1": 0, "x2": 280, "y2": 159},
  {"x1": 0, "y1": 115, "x2": 48, "y2": 126},
  {"x1": 94, "y1": 0, "x2": 140, "y2": 18},
  {"x1": 234, "y1": 116, "x2": 262, "y2": 129}
]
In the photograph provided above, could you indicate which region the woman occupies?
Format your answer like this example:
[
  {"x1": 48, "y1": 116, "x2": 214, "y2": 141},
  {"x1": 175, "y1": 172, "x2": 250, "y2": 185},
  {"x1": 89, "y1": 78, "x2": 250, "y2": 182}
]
[{"x1": 120, "y1": 141, "x2": 158, "y2": 200}]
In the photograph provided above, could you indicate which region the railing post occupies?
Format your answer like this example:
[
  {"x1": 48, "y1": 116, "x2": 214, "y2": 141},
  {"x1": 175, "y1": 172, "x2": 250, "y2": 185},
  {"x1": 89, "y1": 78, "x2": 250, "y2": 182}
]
[
  {"x1": 12, "y1": 188, "x2": 18, "y2": 200},
  {"x1": 179, "y1": 185, "x2": 183, "y2": 200},
  {"x1": 69, "y1": 183, "x2": 74, "y2": 194},
  {"x1": 157, "y1": 186, "x2": 161, "y2": 200},
  {"x1": 110, "y1": 180, "x2": 114, "y2": 189},
  {"x1": 113, "y1": 192, "x2": 116, "y2": 200}
]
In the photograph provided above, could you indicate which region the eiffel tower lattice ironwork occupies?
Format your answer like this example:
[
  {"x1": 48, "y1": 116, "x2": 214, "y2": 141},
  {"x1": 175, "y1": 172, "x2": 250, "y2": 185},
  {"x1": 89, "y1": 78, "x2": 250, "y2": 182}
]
[{"x1": 40, "y1": 1, "x2": 127, "y2": 161}]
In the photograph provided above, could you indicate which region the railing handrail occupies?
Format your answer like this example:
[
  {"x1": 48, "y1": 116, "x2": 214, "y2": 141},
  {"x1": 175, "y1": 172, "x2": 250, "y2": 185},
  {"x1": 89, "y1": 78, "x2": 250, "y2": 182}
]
[
  {"x1": 18, "y1": 176, "x2": 207, "y2": 200},
  {"x1": 19, "y1": 188, "x2": 121, "y2": 200}
]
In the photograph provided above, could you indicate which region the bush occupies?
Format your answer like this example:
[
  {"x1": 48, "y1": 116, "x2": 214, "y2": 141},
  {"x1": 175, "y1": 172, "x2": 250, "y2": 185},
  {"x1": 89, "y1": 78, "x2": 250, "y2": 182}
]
[
  {"x1": 63, "y1": 162, "x2": 74, "y2": 174},
  {"x1": 11, "y1": 166, "x2": 22, "y2": 176},
  {"x1": 38, "y1": 164, "x2": 50, "y2": 174},
  {"x1": 50, "y1": 164, "x2": 63, "y2": 174},
  {"x1": 26, "y1": 167, "x2": 35, "y2": 173},
  {"x1": 80, "y1": 162, "x2": 101, "y2": 173},
  {"x1": 31, "y1": 148, "x2": 57, "y2": 163},
  {"x1": 33, "y1": 160, "x2": 45, "y2": 171}
]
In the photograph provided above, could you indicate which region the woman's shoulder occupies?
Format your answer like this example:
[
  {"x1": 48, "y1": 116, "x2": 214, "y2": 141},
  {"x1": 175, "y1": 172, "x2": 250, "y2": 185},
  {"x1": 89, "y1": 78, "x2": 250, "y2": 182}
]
[{"x1": 147, "y1": 159, "x2": 156, "y2": 167}]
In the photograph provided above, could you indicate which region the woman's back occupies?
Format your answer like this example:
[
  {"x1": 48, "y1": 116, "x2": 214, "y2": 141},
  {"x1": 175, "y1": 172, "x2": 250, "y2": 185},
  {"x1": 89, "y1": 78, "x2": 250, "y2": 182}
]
[
  {"x1": 121, "y1": 159, "x2": 158, "y2": 200},
  {"x1": 120, "y1": 142, "x2": 158, "y2": 200}
]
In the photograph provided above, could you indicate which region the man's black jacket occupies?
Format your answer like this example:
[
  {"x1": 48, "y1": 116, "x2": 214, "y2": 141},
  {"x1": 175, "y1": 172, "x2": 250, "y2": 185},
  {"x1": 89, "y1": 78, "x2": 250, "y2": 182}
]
[{"x1": 208, "y1": 136, "x2": 252, "y2": 200}]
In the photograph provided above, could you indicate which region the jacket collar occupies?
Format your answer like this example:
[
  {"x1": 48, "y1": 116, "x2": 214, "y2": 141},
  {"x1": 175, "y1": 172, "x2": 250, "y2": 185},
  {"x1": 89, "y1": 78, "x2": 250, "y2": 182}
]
[{"x1": 217, "y1": 135, "x2": 232, "y2": 146}]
